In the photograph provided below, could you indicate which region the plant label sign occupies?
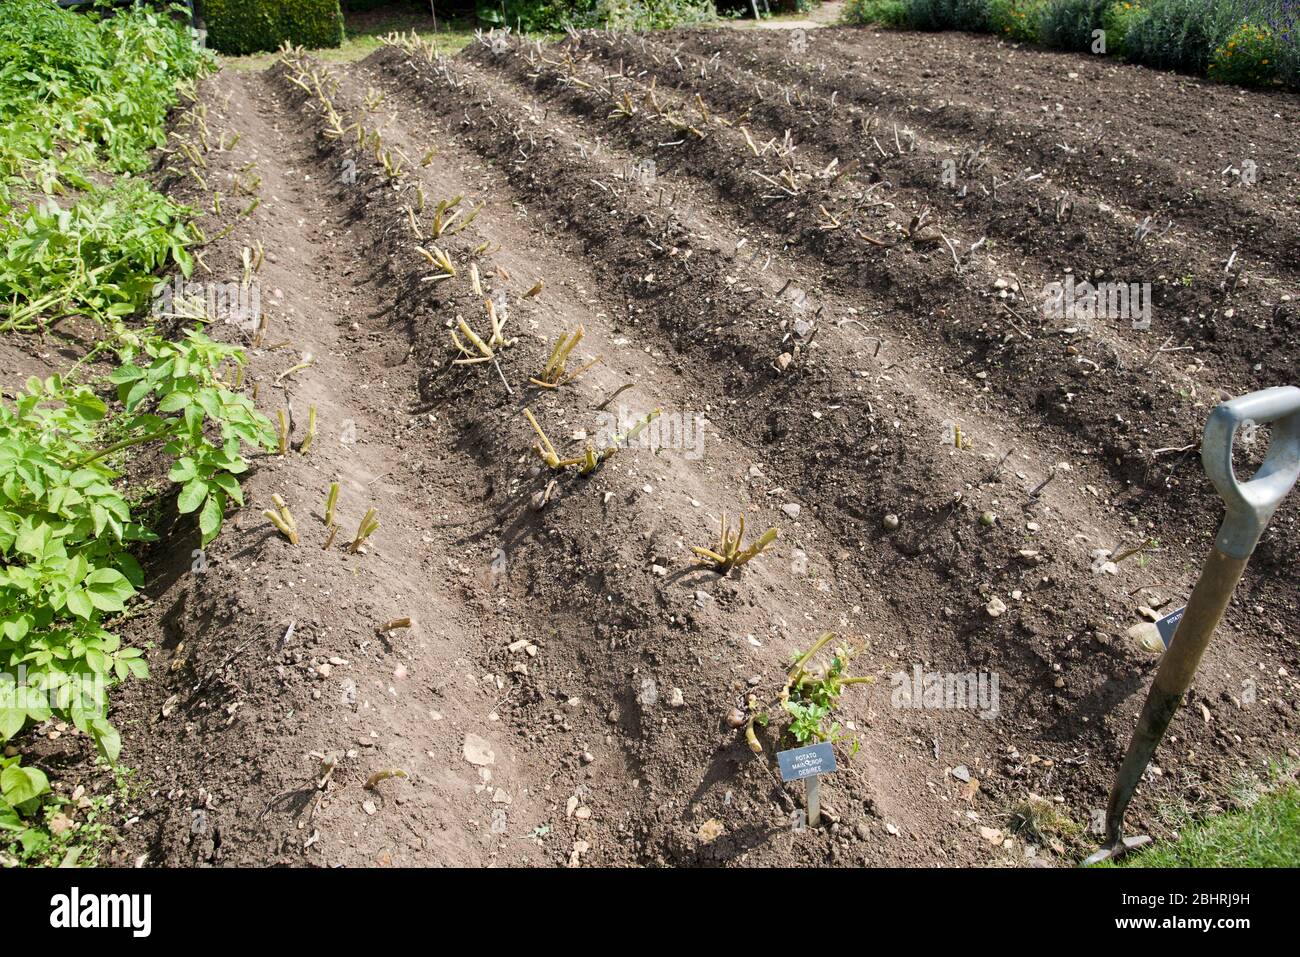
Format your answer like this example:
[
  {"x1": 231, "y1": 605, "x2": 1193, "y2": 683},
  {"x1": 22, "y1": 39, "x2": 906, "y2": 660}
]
[
  {"x1": 1156, "y1": 605, "x2": 1187, "y2": 649},
  {"x1": 777, "y1": 742, "x2": 836, "y2": 782}
]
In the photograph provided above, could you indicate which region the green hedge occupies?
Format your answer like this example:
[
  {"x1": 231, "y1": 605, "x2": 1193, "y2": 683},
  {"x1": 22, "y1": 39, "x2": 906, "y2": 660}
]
[
  {"x1": 204, "y1": 0, "x2": 345, "y2": 55},
  {"x1": 1040, "y1": 0, "x2": 1110, "y2": 49},
  {"x1": 845, "y1": 0, "x2": 910, "y2": 23},
  {"x1": 904, "y1": 0, "x2": 993, "y2": 29}
]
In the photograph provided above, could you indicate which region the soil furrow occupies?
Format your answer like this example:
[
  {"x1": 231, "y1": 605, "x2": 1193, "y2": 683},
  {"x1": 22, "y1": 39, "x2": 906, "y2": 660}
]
[
  {"x1": 673, "y1": 28, "x2": 1300, "y2": 249},
  {"x1": 113, "y1": 67, "x2": 556, "y2": 867},
  {"x1": 279, "y1": 50, "x2": 987, "y2": 866},
  {"x1": 567, "y1": 28, "x2": 1300, "y2": 390},
  {"x1": 460, "y1": 33, "x2": 1300, "y2": 606},
  {"x1": 452, "y1": 37, "x2": 1293, "y2": 543}
]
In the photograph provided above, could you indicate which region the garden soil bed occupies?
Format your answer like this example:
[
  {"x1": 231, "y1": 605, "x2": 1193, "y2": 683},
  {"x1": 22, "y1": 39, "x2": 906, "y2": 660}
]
[{"x1": 37, "y1": 24, "x2": 1295, "y2": 867}]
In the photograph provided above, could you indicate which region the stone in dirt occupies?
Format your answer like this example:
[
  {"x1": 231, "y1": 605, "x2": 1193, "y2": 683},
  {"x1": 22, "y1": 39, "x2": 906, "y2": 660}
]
[
  {"x1": 568, "y1": 840, "x2": 589, "y2": 868},
  {"x1": 697, "y1": 819, "x2": 725, "y2": 843},
  {"x1": 463, "y1": 733, "x2": 496, "y2": 767},
  {"x1": 638, "y1": 678, "x2": 658, "y2": 708},
  {"x1": 1128, "y1": 622, "x2": 1164, "y2": 654}
]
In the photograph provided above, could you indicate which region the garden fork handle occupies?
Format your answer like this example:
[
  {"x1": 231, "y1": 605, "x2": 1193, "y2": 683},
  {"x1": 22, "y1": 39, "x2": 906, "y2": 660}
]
[{"x1": 1098, "y1": 387, "x2": 1300, "y2": 854}]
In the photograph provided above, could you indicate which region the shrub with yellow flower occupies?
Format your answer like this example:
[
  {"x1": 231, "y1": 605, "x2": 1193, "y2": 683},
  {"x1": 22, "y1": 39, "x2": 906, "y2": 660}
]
[{"x1": 1210, "y1": 21, "x2": 1279, "y2": 86}]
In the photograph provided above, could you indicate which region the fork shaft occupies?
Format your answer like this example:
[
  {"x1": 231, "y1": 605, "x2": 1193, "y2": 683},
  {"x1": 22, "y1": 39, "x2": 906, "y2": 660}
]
[{"x1": 1103, "y1": 547, "x2": 1248, "y2": 845}]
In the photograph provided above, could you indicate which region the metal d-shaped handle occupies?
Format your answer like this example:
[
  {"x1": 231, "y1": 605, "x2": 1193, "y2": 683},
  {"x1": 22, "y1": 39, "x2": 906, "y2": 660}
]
[{"x1": 1201, "y1": 386, "x2": 1300, "y2": 559}]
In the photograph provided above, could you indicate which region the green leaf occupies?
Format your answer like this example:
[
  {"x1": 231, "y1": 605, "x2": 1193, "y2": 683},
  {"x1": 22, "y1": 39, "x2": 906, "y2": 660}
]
[
  {"x1": 64, "y1": 587, "x2": 93, "y2": 620},
  {"x1": 158, "y1": 391, "x2": 190, "y2": 413},
  {"x1": 199, "y1": 491, "x2": 223, "y2": 543},
  {"x1": 0, "y1": 707, "x2": 27, "y2": 742},
  {"x1": 124, "y1": 378, "x2": 152, "y2": 410},
  {"x1": 88, "y1": 718, "x2": 121, "y2": 764},
  {"x1": 85, "y1": 648, "x2": 110, "y2": 674},
  {"x1": 115, "y1": 552, "x2": 145, "y2": 589},
  {"x1": 176, "y1": 478, "x2": 208, "y2": 514},
  {"x1": 66, "y1": 391, "x2": 107, "y2": 420},
  {"x1": 210, "y1": 471, "x2": 243, "y2": 506},
  {"x1": 168, "y1": 456, "x2": 198, "y2": 483},
  {"x1": 84, "y1": 568, "x2": 133, "y2": 612},
  {"x1": 107, "y1": 364, "x2": 146, "y2": 384},
  {"x1": 1, "y1": 763, "x2": 50, "y2": 806}
]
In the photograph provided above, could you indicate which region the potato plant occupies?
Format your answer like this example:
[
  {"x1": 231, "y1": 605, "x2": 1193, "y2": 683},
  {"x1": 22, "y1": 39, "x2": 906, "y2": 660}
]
[
  {"x1": 691, "y1": 511, "x2": 778, "y2": 573},
  {"x1": 0, "y1": 182, "x2": 199, "y2": 333},
  {"x1": 109, "y1": 328, "x2": 276, "y2": 545},
  {"x1": 0, "y1": 0, "x2": 210, "y2": 212},
  {"x1": 745, "y1": 633, "x2": 874, "y2": 755},
  {"x1": 780, "y1": 635, "x2": 874, "y2": 748},
  {"x1": 1, "y1": 341, "x2": 272, "y2": 757}
]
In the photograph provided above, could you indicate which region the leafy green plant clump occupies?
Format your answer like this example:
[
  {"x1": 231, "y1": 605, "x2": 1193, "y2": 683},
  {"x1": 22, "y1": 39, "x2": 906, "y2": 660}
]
[
  {"x1": 1040, "y1": 0, "x2": 1111, "y2": 48},
  {"x1": 844, "y1": 0, "x2": 910, "y2": 25},
  {"x1": 0, "y1": 1, "x2": 207, "y2": 334},
  {"x1": 0, "y1": 181, "x2": 199, "y2": 333},
  {"x1": 0, "y1": 0, "x2": 209, "y2": 210},
  {"x1": 988, "y1": 0, "x2": 1050, "y2": 40},
  {"x1": 902, "y1": 0, "x2": 995, "y2": 30},
  {"x1": 595, "y1": 0, "x2": 718, "y2": 29},
  {"x1": 2, "y1": 753, "x2": 127, "y2": 866},
  {"x1": 204, "y1": 0, "x2": 346, "y2": 56},
  {"x1": 0, "y1": 341, "x2": 273, "y2": 760},
  {"x1": 745, "y1": 632, "x2": 874, "y2": 755},
  {"x1": 474, "y1": 0, "x2": 716, "y2": 31},
  {"x1": 1271, "y1": 2, "x2": 1300, "y2": 86},
  {"x1": 1121, "y1": 0, "x2": 1261, "y2": 74},
  {"x1": 0, "y1": 0, "x2": 273, "y2": 868},
  {"x1": 1100, "y1": 1, "x2": 1150, "y2": 55},
  {"x1": 781, "y1": 634, "x2": 874, "y2": 748},
  {"x1": 1208, "y1": 19, "x2": 1281, "y2": 83},
  {"x1": 111, "y1": 329, "x2": 277, "y2": 545},
  {"x1": 0, "y1": 754, "x2": 52, "y2": 861}
]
